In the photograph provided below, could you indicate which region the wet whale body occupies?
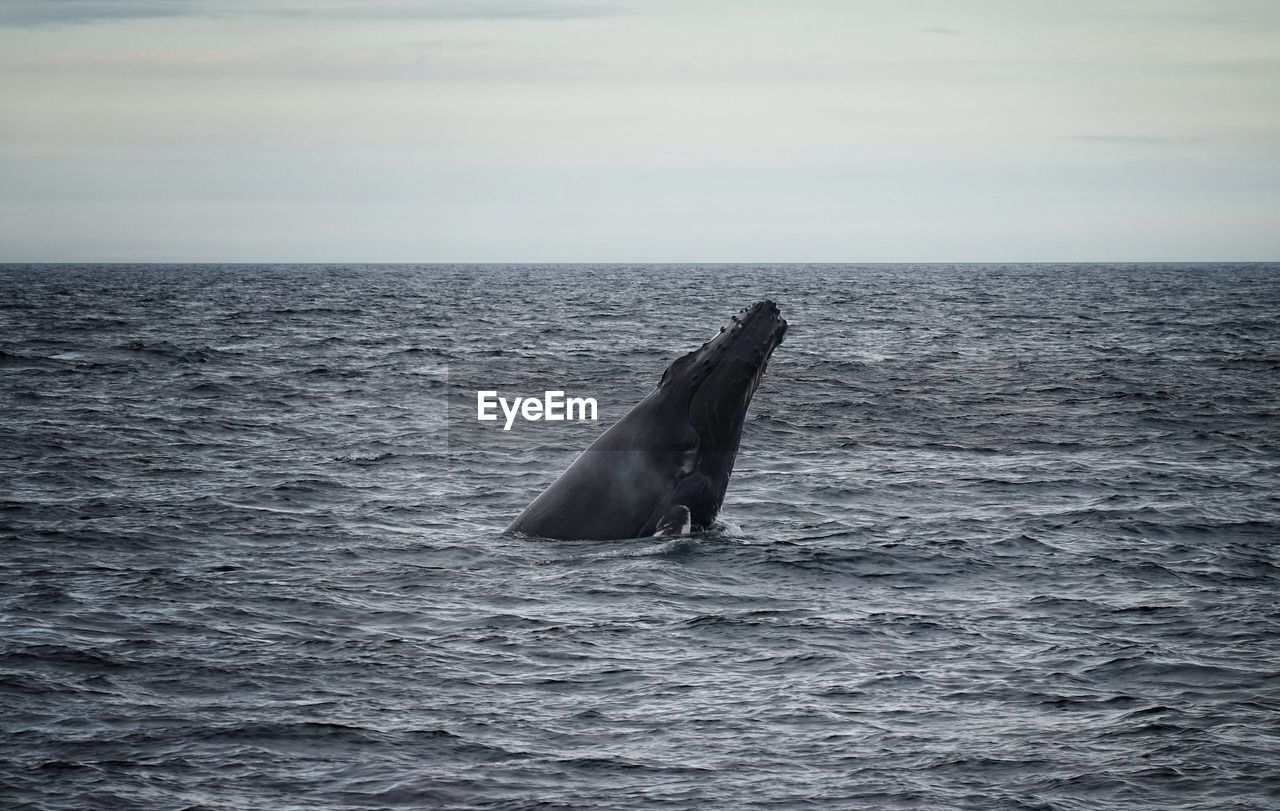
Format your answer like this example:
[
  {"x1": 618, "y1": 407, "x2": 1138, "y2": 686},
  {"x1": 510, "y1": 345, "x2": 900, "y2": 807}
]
[{"x1": 508, "y1": 300, "x2": 787, "y2": 541}]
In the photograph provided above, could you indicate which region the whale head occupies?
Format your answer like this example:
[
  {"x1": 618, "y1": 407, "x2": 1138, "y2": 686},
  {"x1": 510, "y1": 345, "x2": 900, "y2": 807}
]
[
  {"x1": 650, "y1": 299, "x2": 787, "y2": 529},
  {"x1": 506, "y1": 299, "x2": 787, "y2": 541}
]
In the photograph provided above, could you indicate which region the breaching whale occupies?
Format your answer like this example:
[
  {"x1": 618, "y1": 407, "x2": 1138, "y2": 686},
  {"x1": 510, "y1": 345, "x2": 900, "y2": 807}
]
[{"x1": 507, "y1": 300, "x2": 787, "y2": 540}]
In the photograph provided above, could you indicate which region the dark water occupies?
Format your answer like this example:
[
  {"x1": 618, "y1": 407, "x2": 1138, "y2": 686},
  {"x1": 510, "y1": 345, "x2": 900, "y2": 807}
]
[{"x1": 2, "y1": 264, "x2": 1278, "y2": 810}]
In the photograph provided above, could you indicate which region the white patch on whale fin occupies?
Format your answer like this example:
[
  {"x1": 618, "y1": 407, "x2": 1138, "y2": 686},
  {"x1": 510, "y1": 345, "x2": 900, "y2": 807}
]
[{"x1": 653, "y1": 505, "x2": 692, "y2": 537}]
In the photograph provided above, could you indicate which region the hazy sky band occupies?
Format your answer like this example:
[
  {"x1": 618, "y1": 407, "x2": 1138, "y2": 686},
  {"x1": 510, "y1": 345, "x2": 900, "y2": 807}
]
[{"x1": 2, "y1": 0, "x2": 1277, "y2": 261}]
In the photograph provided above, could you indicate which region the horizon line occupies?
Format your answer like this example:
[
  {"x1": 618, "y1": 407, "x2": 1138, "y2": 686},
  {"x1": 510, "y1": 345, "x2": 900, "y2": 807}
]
[{"x1": 3, "y1": 260, "x2": 1278, "y2": 266}]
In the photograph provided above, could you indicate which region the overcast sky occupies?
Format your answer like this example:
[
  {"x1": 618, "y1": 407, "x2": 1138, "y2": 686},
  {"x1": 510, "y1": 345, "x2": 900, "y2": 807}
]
[{"x1": 1, "y1": 0, "x2": 1277, "y2": 261}]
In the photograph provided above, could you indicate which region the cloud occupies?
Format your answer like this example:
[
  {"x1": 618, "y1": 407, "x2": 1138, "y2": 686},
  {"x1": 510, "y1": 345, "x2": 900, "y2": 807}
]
[
  {"x1": 0, "y1": 0, "x2": 620, "y2": 28},
  {"x1": 0, "y1": 0, "x2": 192, "y2": 27},
  {"x1": 3, "y1": 1, "x2": 1278, "y2": 261},
  {"x1": 1067, "y1": 135, "x2": 1207, "y2": 146},
  {"x1": 280, "y1": 1, "x2": 623, "y2": 22}
]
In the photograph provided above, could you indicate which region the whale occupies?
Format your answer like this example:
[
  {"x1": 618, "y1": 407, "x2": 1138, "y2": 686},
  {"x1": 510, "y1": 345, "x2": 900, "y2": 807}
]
[{"x1": 507, "y1": 300, "x2": 787, "y2": 540}]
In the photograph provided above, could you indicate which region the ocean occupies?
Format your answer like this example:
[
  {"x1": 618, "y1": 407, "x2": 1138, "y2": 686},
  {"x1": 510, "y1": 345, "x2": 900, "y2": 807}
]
[{"x1": 2, "y1": 263, "x2": 1278, "y2": 809}]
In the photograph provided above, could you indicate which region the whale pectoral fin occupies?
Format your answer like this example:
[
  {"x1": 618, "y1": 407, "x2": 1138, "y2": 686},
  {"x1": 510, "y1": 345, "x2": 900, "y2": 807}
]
[{"x1": 653, "y1": 505, "x2": 693, "y2": 537}]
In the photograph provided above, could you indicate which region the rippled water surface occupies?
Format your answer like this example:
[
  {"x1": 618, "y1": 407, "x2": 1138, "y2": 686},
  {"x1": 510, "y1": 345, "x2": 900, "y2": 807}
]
[{"x1": 2, "y1": 264, "x2": 1278, "y2": 809}]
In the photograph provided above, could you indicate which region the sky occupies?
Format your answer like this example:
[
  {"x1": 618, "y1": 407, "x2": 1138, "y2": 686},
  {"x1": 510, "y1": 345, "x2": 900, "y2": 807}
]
[{"x1": 1, "y1": 0, "x2": 1278, "y2": 262}]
